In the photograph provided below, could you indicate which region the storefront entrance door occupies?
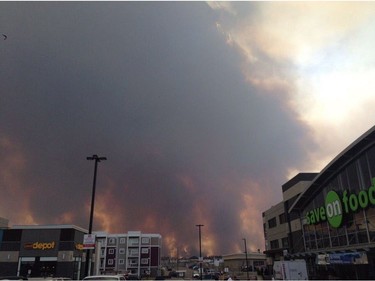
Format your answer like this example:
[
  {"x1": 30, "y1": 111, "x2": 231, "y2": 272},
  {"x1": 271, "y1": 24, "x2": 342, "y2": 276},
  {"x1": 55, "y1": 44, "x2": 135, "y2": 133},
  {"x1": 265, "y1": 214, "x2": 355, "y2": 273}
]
[{"x1": 19, "y1": 257, "x2": 57, "y2": 277}]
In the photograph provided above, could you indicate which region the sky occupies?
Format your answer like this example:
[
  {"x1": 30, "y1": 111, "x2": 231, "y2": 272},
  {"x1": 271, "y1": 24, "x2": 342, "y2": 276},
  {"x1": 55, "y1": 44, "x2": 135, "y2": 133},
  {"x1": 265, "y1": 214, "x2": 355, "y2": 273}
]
[{"x1": 1, "y1": 1, "x2": 375, "y2": 258}]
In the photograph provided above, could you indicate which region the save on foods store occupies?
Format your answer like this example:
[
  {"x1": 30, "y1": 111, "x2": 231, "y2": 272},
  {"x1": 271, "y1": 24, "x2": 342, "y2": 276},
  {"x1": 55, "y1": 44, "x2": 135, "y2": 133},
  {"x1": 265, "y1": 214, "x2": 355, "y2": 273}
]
[{"x1": 288, "y1": 125, "x2": 375, "y2": 279}]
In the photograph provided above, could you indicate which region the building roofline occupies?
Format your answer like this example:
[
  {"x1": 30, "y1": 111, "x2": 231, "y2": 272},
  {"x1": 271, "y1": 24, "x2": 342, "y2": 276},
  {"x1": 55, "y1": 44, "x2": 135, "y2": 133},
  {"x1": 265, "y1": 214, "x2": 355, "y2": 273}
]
[
  {"x1": 282, "y1": 173, "x2": 318, "y2": 192},
  {"x1": 222, "y1": 252, "x2": 265, "y2": 258},
  {"x1": 289, "y1": 125, "x2": 375, "y2": 213},
  {"x1": 12, "y1": 224, "x2": 88, "y2": 233}
]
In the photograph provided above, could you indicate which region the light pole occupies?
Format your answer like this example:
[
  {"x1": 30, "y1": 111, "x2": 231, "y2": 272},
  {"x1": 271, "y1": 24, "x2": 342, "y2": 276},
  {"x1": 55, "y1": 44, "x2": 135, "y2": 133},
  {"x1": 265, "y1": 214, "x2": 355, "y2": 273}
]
[
  {"x1": 85, "y1": 155, "x2": 107, "y2": 277},
  {"x1": 196, "y1": 224, "x2": 204, "y2": 281},
  {"x1": 243, "y1": 238, "x2": 249, "y2": 280}
]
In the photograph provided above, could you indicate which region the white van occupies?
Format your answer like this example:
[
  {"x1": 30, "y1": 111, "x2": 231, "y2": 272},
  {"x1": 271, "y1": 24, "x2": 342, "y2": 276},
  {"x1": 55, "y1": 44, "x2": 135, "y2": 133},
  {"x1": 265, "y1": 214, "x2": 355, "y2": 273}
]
[{"x1": 273, "y1": 260, "x2": 308, "y2": 280}]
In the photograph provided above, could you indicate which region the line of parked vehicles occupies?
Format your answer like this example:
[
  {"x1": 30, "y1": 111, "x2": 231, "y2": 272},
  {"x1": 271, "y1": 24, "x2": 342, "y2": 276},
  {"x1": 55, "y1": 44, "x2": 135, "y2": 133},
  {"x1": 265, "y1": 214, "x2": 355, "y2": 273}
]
[{"x1": 0, "y1": 274, "x2": 149, "y2": 281}]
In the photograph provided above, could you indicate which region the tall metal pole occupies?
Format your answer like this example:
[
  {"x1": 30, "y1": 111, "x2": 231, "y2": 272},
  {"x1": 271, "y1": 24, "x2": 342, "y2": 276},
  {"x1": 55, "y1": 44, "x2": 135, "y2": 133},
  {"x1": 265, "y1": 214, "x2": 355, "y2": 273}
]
[
  {"x1": 243, "y1": 238, "x2": 249, "y2": 280},
  {"x1": 85, "y1": 155, "x2": 107, "y2": 277},
  {"x1": 176, "y1": 247, "x2": 179, "y2": 271},
  {"x1": 196, "y1": 224, "x2": 204, "y2": 281}
]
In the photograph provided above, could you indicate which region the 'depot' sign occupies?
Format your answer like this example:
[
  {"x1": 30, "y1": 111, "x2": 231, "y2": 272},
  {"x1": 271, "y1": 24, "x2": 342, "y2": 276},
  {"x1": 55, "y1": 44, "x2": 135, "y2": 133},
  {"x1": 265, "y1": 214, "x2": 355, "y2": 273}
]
[
  {"x1": 305, "y1": 178, "x2": 375, "y2": 228},
  {"x1": 24, "y1": 241, "x2": 56, "y2": 250}
]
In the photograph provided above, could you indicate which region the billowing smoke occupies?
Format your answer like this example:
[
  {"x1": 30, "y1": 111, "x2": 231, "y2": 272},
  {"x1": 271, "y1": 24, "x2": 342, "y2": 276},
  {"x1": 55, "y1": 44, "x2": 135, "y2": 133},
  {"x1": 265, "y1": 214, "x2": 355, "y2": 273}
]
[{"x1": 0, "y1": 2, "x2": 333, "y2": 256}]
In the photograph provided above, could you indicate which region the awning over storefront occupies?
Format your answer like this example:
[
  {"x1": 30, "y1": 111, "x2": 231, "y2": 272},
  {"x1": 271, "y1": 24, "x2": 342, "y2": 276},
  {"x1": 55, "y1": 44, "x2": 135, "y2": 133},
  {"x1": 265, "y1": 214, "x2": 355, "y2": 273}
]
[{"x1": 289, "y1": 249, "x2": 371, "y2": 265}]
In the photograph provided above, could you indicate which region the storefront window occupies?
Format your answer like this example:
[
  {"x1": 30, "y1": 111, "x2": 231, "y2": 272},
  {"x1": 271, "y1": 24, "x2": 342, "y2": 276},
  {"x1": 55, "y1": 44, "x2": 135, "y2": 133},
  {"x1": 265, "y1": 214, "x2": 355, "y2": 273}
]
[
  {"x1": 359, "y1": 154, "x2": 371, "y2": 188},
  {"x1": 346, "y1": 161, "x2": 360, "y2": 191},
  {"x1": 304, "y1": 224, "x2": 317, "y2": 250},
  {"x1": 337, "y1": 226, "x2": 348, "y2": 247},
  {"x1": 339, "y1": 171, "x2": 349, "y2": 192},
  {"x1": 300, "y1": 145, "x2": 375, "y2": 254},
  {"x1": 366, "y1": 145, "x2": 375, "y2": 178},
  {"x1": 330, "y1": 227, "x2": 339, "y2": 247},
  {"x1": 329, "y1": 177, "x2": 340, "y2": 191},
  {"x1": 315, "y1": 223, "x2": 323, "y2": 249},
  {"x1": 322, "y1": 223, "x2": 331, "y2": 248},
  {"x1": 315, "y1": 191, "x2": 324, "y2": 209},
  {"x1": 367, "y1": 207, "x2": 375, "y2": 242},
  {"x1": 19, "y1": 257, "x2": 35, "y2": 277},
  {"x1": 356, "y1": 211, "x2": 368, "y2": 243},
  {"x1": 345, "y1": 211, "x2": 368, "y2": 245},
  {"x1": 19, "y1": 257, "x2": 57, "y2": 278}
]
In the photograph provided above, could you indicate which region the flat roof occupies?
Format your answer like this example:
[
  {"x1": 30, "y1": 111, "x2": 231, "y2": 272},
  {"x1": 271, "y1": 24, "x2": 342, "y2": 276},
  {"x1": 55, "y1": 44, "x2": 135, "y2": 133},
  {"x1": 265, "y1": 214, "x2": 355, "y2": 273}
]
[
  {"x1": 12, "y1": 224, "x2": 87, "y2": 233},
  {"x1": 222, "y1": 252, "x2": 266, "y2": 260},
  {"x1": 94, "y1": 231, "x2": 162, "y2": 238}
]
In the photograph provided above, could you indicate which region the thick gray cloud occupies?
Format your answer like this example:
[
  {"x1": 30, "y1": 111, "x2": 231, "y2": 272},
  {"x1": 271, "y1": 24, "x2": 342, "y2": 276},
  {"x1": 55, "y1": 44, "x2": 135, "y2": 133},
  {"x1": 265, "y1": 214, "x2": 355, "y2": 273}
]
[{"x1": 0, "y1": 2, "x2": 314, "y2": 256}]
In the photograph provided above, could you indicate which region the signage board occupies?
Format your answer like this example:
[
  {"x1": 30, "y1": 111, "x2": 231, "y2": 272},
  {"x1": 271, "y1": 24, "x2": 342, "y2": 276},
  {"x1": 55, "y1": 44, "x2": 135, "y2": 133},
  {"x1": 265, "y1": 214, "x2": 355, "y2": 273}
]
[
  {"x1": 305, "y1": 177, "x2": 375, "y2": 228},
  {"x1": 316, "y1": 252, "x2": 368, "y2": 265},
  {"x1": 328, "y1": 252, "x2": 368, "y2": 265},
  {"x1": 83, "y1": 234, "x2": 96, "y2": 249},
  {"x1": 24, "y1": 241, "x2": 56, "y2": 250}
]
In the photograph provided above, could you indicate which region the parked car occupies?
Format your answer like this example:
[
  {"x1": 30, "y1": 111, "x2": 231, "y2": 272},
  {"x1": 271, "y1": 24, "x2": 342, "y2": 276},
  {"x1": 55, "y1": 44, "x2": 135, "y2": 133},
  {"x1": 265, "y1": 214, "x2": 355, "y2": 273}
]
[
  {"x1": 203, "y1": 273, "x2": 219, "y2": 280},
  {"x1": 0, "y1": 277, "x2": 27, "y2": 280},
  {"x1": 83, "y1": 275, "x2": 126, "y2": 281},
  {"x1": 124, "y1": 275, "x2": 140, "y2": 280},
  {"x1": 43, "y1": 277, "x2": 72, "y2": 281}
]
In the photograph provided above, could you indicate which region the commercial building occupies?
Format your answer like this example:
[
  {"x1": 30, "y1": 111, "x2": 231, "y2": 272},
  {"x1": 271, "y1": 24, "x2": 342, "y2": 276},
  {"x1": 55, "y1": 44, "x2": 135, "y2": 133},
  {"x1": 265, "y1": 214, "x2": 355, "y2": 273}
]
[
  {"x1": 263, "y1": 125, "x2": 375, "y2": 279},
  {"x1": 263, "y1": 173, "x2": 317, "y2": 263},
  {"x1": 0, "y1": 225, "x2": 163, "y2": 279},
  {"x1": 0, "y1": 225, "x2": 86, "y2": 279},
  {"x1": 93, "y1": 231, "x2": 162, "y2": 278},
  {"x1": 222, "y1": 252, "x2": 266, "y2": 279}
]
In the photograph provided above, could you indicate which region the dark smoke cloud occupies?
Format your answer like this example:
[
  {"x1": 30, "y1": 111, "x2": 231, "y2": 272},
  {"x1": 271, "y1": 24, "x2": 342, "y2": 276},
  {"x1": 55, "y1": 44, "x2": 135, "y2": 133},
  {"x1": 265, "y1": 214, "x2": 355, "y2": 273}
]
[{"x1": 0, "y1": 2, "x2": 314, "y2": 256}]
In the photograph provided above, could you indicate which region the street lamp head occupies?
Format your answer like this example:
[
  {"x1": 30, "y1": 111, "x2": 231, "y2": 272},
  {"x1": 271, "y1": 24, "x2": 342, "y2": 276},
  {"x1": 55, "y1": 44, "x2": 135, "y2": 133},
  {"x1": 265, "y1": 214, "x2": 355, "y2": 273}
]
[{"x1": 87, "y1": 155, "x2": 107, "y2": 161}]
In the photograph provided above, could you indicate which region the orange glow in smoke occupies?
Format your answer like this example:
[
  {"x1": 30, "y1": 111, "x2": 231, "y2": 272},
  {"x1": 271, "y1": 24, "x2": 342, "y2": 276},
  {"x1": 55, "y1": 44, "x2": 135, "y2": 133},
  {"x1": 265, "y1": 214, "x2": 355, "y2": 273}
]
[
  {"x1": 0, "y1": 136, "x2": 37, "y2": 225},
  {"x1": 55, "y1": 211, "x2": 76, "y2": 225},
  {"x1": 87, "y1": 179, "x2": 124, "y2": 233}
]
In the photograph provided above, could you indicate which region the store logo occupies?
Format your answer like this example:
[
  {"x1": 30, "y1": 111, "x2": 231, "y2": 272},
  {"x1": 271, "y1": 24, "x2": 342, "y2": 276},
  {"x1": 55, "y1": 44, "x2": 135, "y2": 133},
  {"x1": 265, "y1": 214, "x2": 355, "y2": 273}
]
[
  {"x1": 24, "y1": 241, "x2": 55, "y2": 250},
  {"x1": 305, "y1": 178, "x2": 375, "y2": 228},
  {"x1": 325, "y1": 191, "x2": 343, "y2": 228}
]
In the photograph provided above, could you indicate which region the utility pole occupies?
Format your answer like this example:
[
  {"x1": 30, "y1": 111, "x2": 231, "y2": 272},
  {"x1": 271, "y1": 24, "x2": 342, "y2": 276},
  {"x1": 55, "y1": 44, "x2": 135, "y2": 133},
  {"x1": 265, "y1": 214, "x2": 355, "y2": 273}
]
[
  {"x1": 84, "y1": 155, "x2": 107, "y2": 277},
  {"x1": 196, "y1": 224, "x2": 204, "y2": 281},
  {"x1": 243, "y1": 238, "x2": 249, "y2": 280},
  {"x1": 176, "y1": 247, "x2": 179, "y2": 271}
]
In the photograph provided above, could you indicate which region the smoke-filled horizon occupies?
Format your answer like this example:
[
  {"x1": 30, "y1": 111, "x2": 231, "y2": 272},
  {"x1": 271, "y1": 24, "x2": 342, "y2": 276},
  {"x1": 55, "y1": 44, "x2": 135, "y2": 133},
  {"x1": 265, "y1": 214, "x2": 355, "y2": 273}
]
[{"x1": 2, "y1": 2, "x2": 375, "y2": 257}]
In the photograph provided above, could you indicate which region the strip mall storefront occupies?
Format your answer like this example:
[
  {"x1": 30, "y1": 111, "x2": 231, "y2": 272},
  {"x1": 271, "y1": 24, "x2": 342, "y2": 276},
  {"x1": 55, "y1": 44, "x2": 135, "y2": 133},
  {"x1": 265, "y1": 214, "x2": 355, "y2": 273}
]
[
  {"x1": 290, "y1": 126, "x2": 375, "y2": 280},
  {"x1": 0, "y1": 225, "x2": 86, "y2": 279}
]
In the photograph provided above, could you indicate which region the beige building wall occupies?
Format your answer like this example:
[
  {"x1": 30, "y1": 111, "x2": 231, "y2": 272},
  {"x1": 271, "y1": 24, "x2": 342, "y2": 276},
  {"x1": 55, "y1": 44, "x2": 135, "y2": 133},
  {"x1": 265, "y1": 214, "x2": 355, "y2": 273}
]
[
  {"x1": 263, "y1": 201, "x2": 288, "y2": 252},
  {"x1": 263, "y1": 173, "x2": 317, "y2": 262},
  {"x1": 222, "y1": 252, "x2": 266, "y2": 278},
  {"x1": 282, "y1": 180, "x2": 310, "y2": 202},
  {"x1": 283, "y1": 180, "x2": 313, "y2": 233}
]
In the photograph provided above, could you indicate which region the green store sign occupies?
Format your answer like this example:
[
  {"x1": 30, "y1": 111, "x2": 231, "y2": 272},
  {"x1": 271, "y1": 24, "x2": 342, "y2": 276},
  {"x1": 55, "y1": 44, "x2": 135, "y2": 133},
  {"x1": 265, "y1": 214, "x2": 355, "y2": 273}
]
[{"x1": 305, "y1": 178, "x2": 375, "y2": 228}]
